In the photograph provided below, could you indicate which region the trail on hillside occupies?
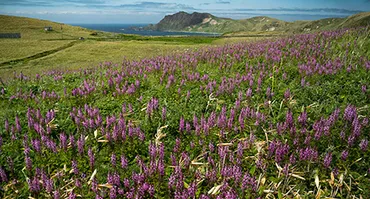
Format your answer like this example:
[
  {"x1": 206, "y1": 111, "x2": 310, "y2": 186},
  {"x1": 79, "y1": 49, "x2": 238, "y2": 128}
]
[{"x1": 0, "y1": 40, "x2": 80, "y2": 68}]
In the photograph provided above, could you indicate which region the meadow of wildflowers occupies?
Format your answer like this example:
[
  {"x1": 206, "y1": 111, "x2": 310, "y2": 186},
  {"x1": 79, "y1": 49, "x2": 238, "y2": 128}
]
[{"x1": 0, "y1": 27, "x2": 369, "y2": 198}]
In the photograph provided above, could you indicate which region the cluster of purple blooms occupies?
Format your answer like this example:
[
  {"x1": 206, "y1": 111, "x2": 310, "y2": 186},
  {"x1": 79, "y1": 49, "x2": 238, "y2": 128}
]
[{"x1": 0, "y1": 27, "x2": 369, "y2": 198}]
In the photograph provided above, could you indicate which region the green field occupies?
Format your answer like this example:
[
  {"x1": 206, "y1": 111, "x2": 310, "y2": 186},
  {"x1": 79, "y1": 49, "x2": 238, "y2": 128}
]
[
  {"x1": 0, "y1": 40, "x2": 73, "y2": 63},
  {"x1": 0, "y1": 15, "x2": 270, "y2": 80},
  {"x1": 0, "y1": 25, "x2": 369, "y2": 198}
]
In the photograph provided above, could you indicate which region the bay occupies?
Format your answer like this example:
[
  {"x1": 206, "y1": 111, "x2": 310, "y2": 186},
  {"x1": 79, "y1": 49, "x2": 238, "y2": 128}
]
[{"x1": 70, "y1": 24, "x2": 221, "y2": 36}]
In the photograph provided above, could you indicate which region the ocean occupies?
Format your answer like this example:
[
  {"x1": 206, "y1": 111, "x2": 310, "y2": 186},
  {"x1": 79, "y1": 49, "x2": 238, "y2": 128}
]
[{"x1": 71, "y1": 24, "x2": 221, "y2": 36}]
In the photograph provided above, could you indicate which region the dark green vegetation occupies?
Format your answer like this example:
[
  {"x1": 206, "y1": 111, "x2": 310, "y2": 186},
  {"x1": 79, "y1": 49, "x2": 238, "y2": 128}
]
[
  {"x1": 92, "y1": 34, "x2": 218, "y2": 44},
  {"x1": 147, "y1": 11, "x2": 370, "y2": 34},
  {"x1": 0, "y1": 26, "x2": 369, "y2": 198}
]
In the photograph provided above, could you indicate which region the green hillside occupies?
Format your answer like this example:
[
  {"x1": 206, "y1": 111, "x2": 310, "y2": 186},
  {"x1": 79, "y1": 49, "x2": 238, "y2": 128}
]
[
  {"x1": 0, "y1": 14, "x2": 101, "y2": 40},
  {"x1": 149, "y1": 11, "x2": 370, "y2": 34}
]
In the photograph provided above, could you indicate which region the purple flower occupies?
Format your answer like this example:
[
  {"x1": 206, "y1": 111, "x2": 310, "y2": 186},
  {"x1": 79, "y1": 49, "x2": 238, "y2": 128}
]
[
  {"x1": 241, "y1": 172, "x2": 257, "y2": 192},
  {"x1": 88, "y1": 147, "x2": 95, "y2": 168},
  {"x1": 362, "y1": 117, "x2": 369, "y2": 126},
  {"x1": 4, "y1": 119, "x2": 9, "y2": 132},
  {"x1": 179, "y1": 117, "x2": 185, "y2": 132},
  {"x1": 110, "y1": 187, "x2": 117, "y2": 199},
  {"x1": 91, "y1": 178, "x2": 98, "y2": 193},
  {"x1": 301, "y1": 78, "x2": 306, "y2": 87},
  {"x1": 69, "y1": 135, "x2": 75, "y2": 149},
  {"x1": 323, "y1": 152, "x2": 332, "y2": 168},
  {"x1": 162, "y1": 106, "x2": 167, "y2": 121},
  {"x1": 121, "y1": 155, "x2": 128, "y2": 169},
  {"x1": 284, "y1": 88, "x2": 291, "y2": 100},
  {"x1": 298, "y1": 111, "x2": 307, "y2": 126},
  {"x1": 72, "y1": 159, "x2": 79, "y2": 175},
  {"x1": 75, "y1": 178, "x2": 82, "y2": 188},
  {"x1": 60, "y1": 133, "x2": 68, "y2": 150},
  {"x1": 344, "y1": 105, "x2": 357, "y2": 122},
  {"x1": 341, "y1": 150, "x2": 349, "y2": 160},
  {"x1": 53, "y1": 190, "x2": 60, "y2": 199},
  {"x1": 68, "y1": 191, "x2": 76, "y2": 199},
  {"x1": 362, "y1": 85, "x2": 367, "y2": 93},
  {"x1": 0, "y1": 167, "x2": 8, "y2": 182},
  {"x1": 25, "y1": 156, "x2": 32, "y2": 170},
  {"x1": 28, "y1": 176, "x2": 41, "y2": 193},
  {"x1": 15, "y1": 116, "x2": 22, "y2": 133},
  {"x1": 77, "y1": 135, "x2": 85, "y2": 155},
  {"x1": 246, "y1": 88, "x2": 252, "y2": 98},
  {"x1": 360, "y1": 139, "x2": 368, "y2": 151},
  {"x1": 111, "y1": 153, "x2": 117, "y2": 167}
]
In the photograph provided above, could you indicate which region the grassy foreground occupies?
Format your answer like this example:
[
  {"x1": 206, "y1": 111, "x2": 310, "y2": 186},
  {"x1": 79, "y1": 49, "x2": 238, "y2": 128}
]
[{"x1": 0, "y1": 27, "x2": 369, "y2": 198}]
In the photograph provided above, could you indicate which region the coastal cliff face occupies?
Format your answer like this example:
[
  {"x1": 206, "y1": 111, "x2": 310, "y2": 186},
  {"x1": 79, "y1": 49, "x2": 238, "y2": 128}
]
[
  {"x1": 145, "y1": 11, "x2": 370, "y2": 34},
  {"x1": 154, "y1": 11, "x2": 215, "y2": 31}
]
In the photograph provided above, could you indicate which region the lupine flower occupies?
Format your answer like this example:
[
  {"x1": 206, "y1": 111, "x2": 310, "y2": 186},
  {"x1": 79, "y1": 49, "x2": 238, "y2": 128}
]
[
  {"x1": 111, "y1": 153, "x2": 117, "y2": 167},
  {"x1": 88, "y1": 147, "x2": 95, "y2": 168},
  {"x1": 110, "y1": 187, "x2": 117, "y2": 199},
  {"x1": 59, "y1": 133, "x2": 68, "y2": 150},
  {"x1": 72, "y1": 159, "x2": 79, "y2": 174},
  {"x1": 53, "y1": 190, "x2": 60, "y2": 199},
  {"x1": 91, "y1": 178, "x2": 98, "y2": 193},
  {"x1": 341, "y1": 150, "x2": 349, "y2": 160},
  {"x1": 344, "y1": 105, "x2": 357, "y2": 122},
  {"x1": 121, "y1": 155, "x2": 128, "y2": 169},
  {"x1": 298, "y1": 111, "x2": 307, "y2": 126},
  {"x1": 28, "y1": 176, "x2": 41, "y2": 193},
  {"x1": 179, "y1": 117, "x2": 185, "y2": 132},
  {"x1": 68, "y1": 191, "x2": 76, "y2": 199},
  {"x1": 25, "y1": 156, "x2": 32, "y2": 170},
  {"x1": 77, "y1": 135, "x2": 85, "y2": 155},
  {"x1": 0, "y1": 167, "x2": 7, "y2": 182},
  {"x1": 360, "y1": 139, "x2": 369, "y2": 151},
  {"x1": 362, "y1": 85, "x2": 367, "y2": 93},
  {"x1": 284, "y1": 88, "x2": 291, "y2": 100},
  {"x1": 323, "y1": 152, "x2": 332, "y2": 168}
]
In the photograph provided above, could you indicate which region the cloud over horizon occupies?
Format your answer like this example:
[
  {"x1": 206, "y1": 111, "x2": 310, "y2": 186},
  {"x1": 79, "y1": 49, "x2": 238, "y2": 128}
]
[{"x1": 0, "y1": 0, "x2": 368, "y2": 23}]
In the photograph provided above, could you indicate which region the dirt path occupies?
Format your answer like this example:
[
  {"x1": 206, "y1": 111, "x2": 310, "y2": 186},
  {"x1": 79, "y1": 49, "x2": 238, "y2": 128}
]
[{"x1": 0, "y1": 40, "x2": 80, "y2": 68}]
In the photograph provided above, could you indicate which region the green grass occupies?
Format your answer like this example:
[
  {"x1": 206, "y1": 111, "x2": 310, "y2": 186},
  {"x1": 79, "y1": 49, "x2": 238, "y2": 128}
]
[
  {"x1": 0, "y1": 40, "x2": 206, "y2": 78},
  {"x1": 0, "y1": 14, "x2": 274, "y2": 80},
  {"x1": 0, "y1": 40, "x2": 73, "y2": 63},
  {"x1": 0, "y1": 14, "x2": 105, "y2": 40},
  {"x1": 0, "y1": 27, "x2": 369, "y2": 198}
]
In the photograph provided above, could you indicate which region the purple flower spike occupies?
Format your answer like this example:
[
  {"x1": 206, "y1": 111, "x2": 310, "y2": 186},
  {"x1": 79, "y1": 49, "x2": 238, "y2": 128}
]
[
  {"x1": 88, "y1": 147, "x2": 95, "y2": 168},
  {"x1": 360, "y1": 139, "x2": 368, "y2": 151},
  {"x1": 111, "y1": 153, "x2": 117, "y2": 167},
  {"x1": 362, "y1": 85, "x2": 367, "y2": 93},
  {"x1": 341, "y1": 150, "x2": 349, "y2": 160},
  {"x1": 323, "y1": 152, "x2": 332, "y2": 168},
  {"x1": 284, "y1": 88, "x2": 291, "y2": 100}
]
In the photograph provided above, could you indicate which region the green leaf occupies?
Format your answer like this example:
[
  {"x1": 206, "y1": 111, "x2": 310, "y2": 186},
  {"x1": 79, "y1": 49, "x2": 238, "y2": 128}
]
[
  {"x1": 249, "y1": 165, "x2": 256, "y2": 175},
  {"x1": 278, "y1": 190, "x2": 283, "y2": 199}
]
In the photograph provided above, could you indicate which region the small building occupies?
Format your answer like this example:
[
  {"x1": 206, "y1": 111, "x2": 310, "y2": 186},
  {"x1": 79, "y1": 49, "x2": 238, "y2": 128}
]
[{"x1": 44, "y1": 26, "x2": 53, "y2": 31}]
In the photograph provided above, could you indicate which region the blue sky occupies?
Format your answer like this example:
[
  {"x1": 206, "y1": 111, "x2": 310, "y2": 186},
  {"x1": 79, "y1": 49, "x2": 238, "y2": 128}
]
[{"x1": 0, "y1": 0, "x2": 369, "y2": 23}]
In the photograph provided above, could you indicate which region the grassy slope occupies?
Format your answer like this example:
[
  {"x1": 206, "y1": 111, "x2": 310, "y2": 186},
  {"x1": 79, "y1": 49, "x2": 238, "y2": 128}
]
[
  {"x1": 0, "y1": 14, "x2": 100, "y2": 40},
  {"x1": 338, "y1": 12, "x2": 370, "y2": 28},
  {"x1": 0, "y1": 14, "x2": 107, "y2": 66},
  {"x1": 0, "y1": 40, "x2": 71, "y2": 63},
  {"x1": 0, "y1": 40, "x2": 205, "y2": 78},
  {"x1": 190, "y1": 12, "x2": 370, "y2": 34},
  {"x1": 0, "y1": 28, "x2": 369, "y2": 198},
  {"x1": 0, "y1": 15, "x2": 273, "y2": 79}
]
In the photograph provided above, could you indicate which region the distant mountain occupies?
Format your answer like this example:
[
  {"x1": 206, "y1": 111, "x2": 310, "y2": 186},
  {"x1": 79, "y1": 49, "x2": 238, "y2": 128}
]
[
  {"x1": 146, "y1": 11, "x2": 370, "y2": 34},
  {"x1": 153, "y1": 11, "x2": 216, "y2": 31}
]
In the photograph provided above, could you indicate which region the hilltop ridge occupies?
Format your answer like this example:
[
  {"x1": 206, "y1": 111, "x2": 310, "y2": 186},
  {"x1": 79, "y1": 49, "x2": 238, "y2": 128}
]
[{"x1": 145, "y1": 11, "x2": 370, "y2": 34}]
